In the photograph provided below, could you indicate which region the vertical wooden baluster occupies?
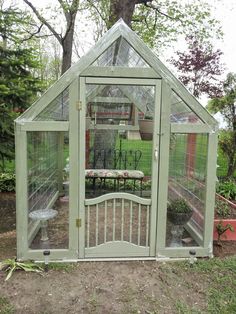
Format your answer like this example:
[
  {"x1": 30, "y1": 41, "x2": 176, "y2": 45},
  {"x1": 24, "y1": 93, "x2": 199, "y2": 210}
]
[
  {"x1": 129, "y1": 200, "x2": 133, "y2": 243},
  {"x1": 146, "y1": 205, "x2": 149, "y2": 247},
  {"x1": 113, "y1": 199, "x2": 116, "y2": 241},
  {"x1": 87, "y1": 205, "x2": 90, "y2": 248},
  {"x1": 121, "y1": 198, "x2": 124, "y2": 241},
  {"x1": 96, "y1": 203, "x2": 98, "y2": 246},
  {"x1": 138, "y1": 203, "x2": 141, "y2": 246},
  {"x1": 104, "y1": 200, "x2": 107, "y2": 243}
]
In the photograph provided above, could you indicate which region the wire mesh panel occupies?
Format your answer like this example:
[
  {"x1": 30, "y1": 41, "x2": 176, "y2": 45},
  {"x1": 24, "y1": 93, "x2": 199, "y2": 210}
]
[
  {"x1": 27, "y1": 132, "x2": 58, "y2": 212},
  {"x1": 85, "y1": 84, "x2": 155, "y2": 199},
  {"x1": 35, "y1": 88, "x2": 69, "y2": 121},
  {"x1": 91, "y1": 36, "x2": 150, "y2": 67},
  {"x1": 166, "y1": 133, "x2": 208, "y2": 247},
  {"x1": 27, "y1": 131, "x2": 69, "y2": 250},
  {"x1": 170, "y1": 91, "x2": 203, "y2": 124}
]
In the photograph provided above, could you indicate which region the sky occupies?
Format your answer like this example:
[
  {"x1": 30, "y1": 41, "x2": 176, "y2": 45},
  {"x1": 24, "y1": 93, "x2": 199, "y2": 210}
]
[
  {"x1": 86, "y1": 1, "x2": 236, "y2": 76},
  {"x1": 211, "y1": 0, "x2": 236, "y2": 73},
  {"x1": 16, "y1": 0, "x2": 236, "y2": 75},
  {"x1": 12, "y1": 0, "x2": 236, "y2": 124}
]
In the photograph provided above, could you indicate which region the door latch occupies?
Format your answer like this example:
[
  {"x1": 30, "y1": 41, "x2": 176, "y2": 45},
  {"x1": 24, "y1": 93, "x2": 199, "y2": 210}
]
[
  {"x1": 76, "y1": 218, "x2": 82, "y2": 228},
  {"x1": 154, "y1": 147, "x2": 158, "y2": 160},
  {"x1": 76, "y1": 101, "x2": 82, "y2": 111}
]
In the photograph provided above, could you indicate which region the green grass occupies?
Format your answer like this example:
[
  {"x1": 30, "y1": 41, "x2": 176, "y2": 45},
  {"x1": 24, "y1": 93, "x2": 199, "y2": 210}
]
[
  {"x1": 1, "y1": 134, "x2": 235, "y2": 180},
  {"x1": 217, "y1": 147, "x2": 236, "y2": 178},
  {"x1": 36, "y1": 262, "x2": 75, "y2": 272},
  {"x1": 0, "y1": 160, "x2": 15, "y2": 173},
  {"x1": 0, "y1": 297, "x2": 14, "y2": 314},
  {"x1": 188, "y1": 257, "x2": 236, "y2": 313},
  {"x1": 63, "y1": 144, "x2": 69, "y2": 166},
  {"x1": 116, "y1": 138, "x2": 152, "y2": 176},
  {"x1": 175, "y1": 300, "x2": 201, "y2": 314},
  {"x1": 47, "y1": 262, "x2": 75, "y2": 272},
  {"x1": 120, "y1": 135, "x2": 210, "y2": 180},
  {"x1": 169, "y1": 134, "x2": 208, "y2": 179}
]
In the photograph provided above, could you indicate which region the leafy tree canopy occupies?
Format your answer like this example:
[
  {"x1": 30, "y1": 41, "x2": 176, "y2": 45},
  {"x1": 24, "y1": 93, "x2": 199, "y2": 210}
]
[
  {"x1": 207, "y1": 73, "x2": 236, "y2": 129},
  {"x1": 0, "y1": 6, "x2": 45, "y2": 170},
  {"x1": 170, "y1": 35, "x2": 224, "y2": 98},
  {"x1": 86, "y1": 0, "x2": 223, "y2": 50},
  {"x1": 207, "y1": 73, "x2": 236, "y2": 177},
  {"x1": 0, "y1": 7, "x2": 44, "y2": 111}
]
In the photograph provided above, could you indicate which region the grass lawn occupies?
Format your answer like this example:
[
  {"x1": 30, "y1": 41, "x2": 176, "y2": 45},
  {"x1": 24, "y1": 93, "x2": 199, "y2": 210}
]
[
  {"x1": 117, "y1": 138, "x2": 152, "y2": 175},
  {"x1": 1, "y1": 135, "x2": 235, "y2": 179}
]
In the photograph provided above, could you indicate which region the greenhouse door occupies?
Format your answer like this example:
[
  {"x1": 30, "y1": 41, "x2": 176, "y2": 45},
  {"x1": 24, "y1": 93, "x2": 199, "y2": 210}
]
[{"x1": 78, "y1": 77, "x2": 161, "y2": 258}]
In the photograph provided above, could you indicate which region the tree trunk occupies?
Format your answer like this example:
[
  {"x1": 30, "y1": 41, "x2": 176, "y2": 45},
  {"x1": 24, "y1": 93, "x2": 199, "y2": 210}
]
[
  {"x1": 23, "y1": 0, "x2": 79, "y2": 76},
  {"x1": 108, "y1": 0, "x2": 154, "y2": 28},
  {"x1": 108, "y1": 0, "x2": 137, "y2": 28},
  {"x1": 61, "y1": 9, "x2": 77, "y2": 75},
  {"x1": 227, "y1": 156, "x2": 236, "y2": 178},
  {"x1": 61, "y1": 25, "x2": 75, "y2": 74}
]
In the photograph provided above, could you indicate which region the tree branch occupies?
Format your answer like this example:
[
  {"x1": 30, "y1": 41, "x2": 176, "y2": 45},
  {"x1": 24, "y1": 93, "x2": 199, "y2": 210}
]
[
  {"x1": 21, "y1": 23, "x2": 44, "y2": 42},
  {"x1": 144, "y1": 1, "x2": 178, "y2": 21},
  {"x1": 86, "y1": 0, "x2": 108, "y2": 28},
  {"x1": 57, "y1": 0, "x2": 80, "y2": 43},
  {"x1": 23, "y1": 0, "x2": 62, "y2": 44},
  {"x1": 57, "y1": 0, "x2": 68, "y2": 15}
]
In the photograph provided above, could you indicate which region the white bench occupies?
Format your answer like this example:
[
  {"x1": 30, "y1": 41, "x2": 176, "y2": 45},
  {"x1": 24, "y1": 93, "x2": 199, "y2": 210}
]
[{"x1": 85, "y1": 169, "x2": 144, "y2": 195}]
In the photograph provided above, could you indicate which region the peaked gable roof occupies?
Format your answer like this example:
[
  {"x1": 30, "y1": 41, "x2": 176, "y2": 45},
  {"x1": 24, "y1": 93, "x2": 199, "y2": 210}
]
[{"x1": 16, "y1": 19, "x2": 217, "y2": 127}]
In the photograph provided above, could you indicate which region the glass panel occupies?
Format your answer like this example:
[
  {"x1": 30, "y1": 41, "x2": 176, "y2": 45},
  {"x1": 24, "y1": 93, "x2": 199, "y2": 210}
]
[
  {"x1": 87, "y1": 85, "x2": 132, "y2": 125},
  {"x1": 35, "y1": 88, "x2": 69, "y2": 121},
  {"x1": 85, "y1": 84, "x2": 155, "y2": 199},
  {"x1": 92, "y1": 37, "x2": 150, "y2": 67},
  {"x1": 86, "y1": 84, "x2": 154, "y2": 123},
  {"x1": 27, "y1": 131, "x2": 69, "y2": 250},
  {"x1": 166, "y1": 133, "x2": 208, "y2": 247},
  {"x1": 171, "y1": 91, "x2": 203, "y2": 124}
]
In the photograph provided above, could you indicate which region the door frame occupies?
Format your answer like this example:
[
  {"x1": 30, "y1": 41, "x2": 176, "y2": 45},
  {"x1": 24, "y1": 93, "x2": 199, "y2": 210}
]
[{"x1": 77, "y1": 76, "x2": 162, "y2": 259}]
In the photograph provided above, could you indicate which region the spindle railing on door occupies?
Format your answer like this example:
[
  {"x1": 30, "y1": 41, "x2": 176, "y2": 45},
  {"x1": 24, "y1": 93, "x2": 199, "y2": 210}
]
[{"x1": 84, "y1": 193, "x2": 151, "y2": 257}]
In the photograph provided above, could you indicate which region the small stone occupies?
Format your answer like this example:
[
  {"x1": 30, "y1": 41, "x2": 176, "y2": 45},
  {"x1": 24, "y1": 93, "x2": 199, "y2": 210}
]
[{"x1": 182, "y1": 237, "x2": 193, "y2": 244}]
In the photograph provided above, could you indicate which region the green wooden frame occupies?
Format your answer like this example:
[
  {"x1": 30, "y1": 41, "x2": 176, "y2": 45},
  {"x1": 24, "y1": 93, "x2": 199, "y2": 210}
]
[
  {"x1": 78, "y1": 77, "x2": 161, "y2": 258},
  {"x1": 15, "y1": 19, "x2": 218, "y2": 261}
]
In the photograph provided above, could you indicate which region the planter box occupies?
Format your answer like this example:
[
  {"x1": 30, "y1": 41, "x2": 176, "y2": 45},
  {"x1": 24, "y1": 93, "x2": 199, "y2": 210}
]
[
  {"x1": 213, "y1": 219, "x2": 236, "y2": 241},
  {"x1": 214, "y1": 193, "x2": 236, "y2": 241},
  {"x1": 139, "y1": 119, "x2": 153, "y2": 140}
]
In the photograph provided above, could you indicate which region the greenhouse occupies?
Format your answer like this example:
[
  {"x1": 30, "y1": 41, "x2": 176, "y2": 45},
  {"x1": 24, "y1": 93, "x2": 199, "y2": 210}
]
[{"x1": 15, "y1": 19, "x2": 218, "y2": 261}]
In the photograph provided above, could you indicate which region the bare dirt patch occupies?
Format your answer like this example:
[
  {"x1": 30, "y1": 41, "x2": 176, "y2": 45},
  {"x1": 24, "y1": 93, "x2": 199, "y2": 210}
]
[
  {"x1": 1, "y1": 193, "x2": 236, "y2": 313},
  {"x1": 213, "y1": 240, "x2": 236, "y2": 257},
  {"x1": 0, "y1": 261, "x2": 214, "y2": 314}
]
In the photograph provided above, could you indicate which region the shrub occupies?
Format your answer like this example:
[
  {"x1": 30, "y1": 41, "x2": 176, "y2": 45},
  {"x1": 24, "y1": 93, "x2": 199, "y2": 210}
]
[
  {"x1": 0, "y1": 173, "x2": 15, "y2": 192},
  {"x1": 216, "y1": 180, "x2": 236, "y2": 200},
  {"x1": 215, "y1": 199, "x2": 231, "y2": 218},
  {"x1": 167, "y1": 199, "x2": 192, "y2": 214}
]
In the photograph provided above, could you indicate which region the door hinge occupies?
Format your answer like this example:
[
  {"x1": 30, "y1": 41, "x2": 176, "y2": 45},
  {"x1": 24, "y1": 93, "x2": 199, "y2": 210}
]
[
  {"x1": 76, "y1": 218, "x2": 82, "y2": 228},
  {"x1": 76, "y1": 100, "x2": 82, "y2": 110}
]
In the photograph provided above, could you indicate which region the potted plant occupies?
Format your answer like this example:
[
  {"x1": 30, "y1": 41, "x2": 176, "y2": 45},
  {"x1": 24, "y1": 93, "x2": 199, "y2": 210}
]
[
  {"x1": 167, "y1": 198, "x2": 193, "y2": 225},
  {"x1": 139, "y1": 116, "x2": 153, "y2": 140},
  {"x1": 167, "y1": 198, "x2": 193, "y2": 247},
  {"x1": 213, "y1": 180, "x2": 236, "y2": 241},
  {"x1": 138, "y1": 105, "x2": 153, "y2": 140}
]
